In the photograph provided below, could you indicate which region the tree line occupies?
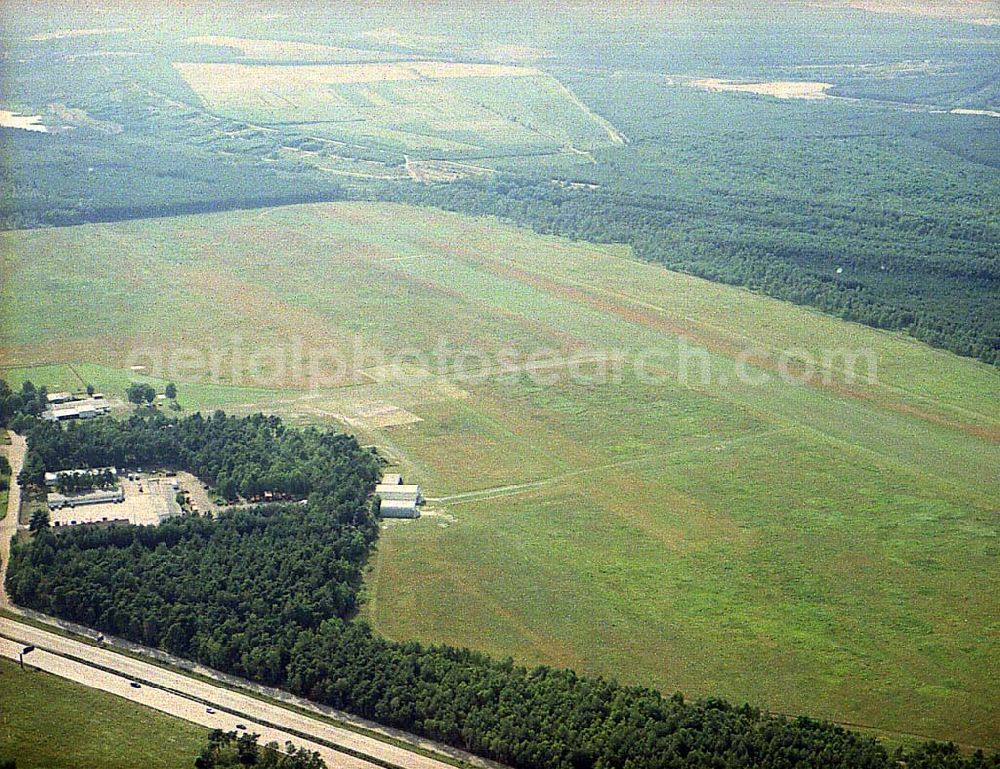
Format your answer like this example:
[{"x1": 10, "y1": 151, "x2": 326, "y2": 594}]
[
  {"x1": 372, "y1": 177, "x2": 999, "y2": 366},
  {"x1": 5, "y1": 404, "x2": 997, "y2": 769},
  {"x1": 0, "y1": 380, "x2": 49, "y2": 425},
  {"x1": 195, "y1": 731, "x2": 325, "y2": 769},
  {"x1": 14, "y1": 406, "x2": 380, "y2": 503}
]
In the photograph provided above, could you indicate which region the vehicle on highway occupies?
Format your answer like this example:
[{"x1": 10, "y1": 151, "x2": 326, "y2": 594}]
[
  {"x1": 235, "y1": 724, "x2": 246, "y2": 730},
  {"x1": 206, "y1": 707, "x2": 215, "y2": 714},
  {"x1": 130, "y1": 681, "x2": 141, "y2": 688}
]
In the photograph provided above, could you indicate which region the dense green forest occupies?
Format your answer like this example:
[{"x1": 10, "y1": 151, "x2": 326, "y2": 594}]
[
  {"x1": 12, "y1": 408, "x2": 380, "y2": 502},
  {"x1": 0, "y1": 379, "x2": 49, "y2": 424},
  {"x1": 5, "y1": 399, "x2": 998, "y2": 769}
]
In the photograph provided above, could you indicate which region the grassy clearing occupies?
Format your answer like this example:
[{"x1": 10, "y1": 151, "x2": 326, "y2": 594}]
[
  {"x1": 1, "y1": 202, "x2": 997, "y2": 748},
  {"x1": 0, "y1": 658, "x2": 206, "y2": 769}
]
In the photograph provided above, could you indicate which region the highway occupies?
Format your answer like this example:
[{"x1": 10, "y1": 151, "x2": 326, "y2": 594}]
[
  {"x1": 0, "y1": 635, "x2": 376, "y2": 769},
  {"x1": 0, "y1": 616, "x2": 465, "y2": 769}
]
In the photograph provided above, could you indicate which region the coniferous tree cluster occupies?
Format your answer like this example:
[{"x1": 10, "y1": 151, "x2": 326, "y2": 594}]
[{"x1": 195, "y1": 731, "x2": 325, "y2": 769}]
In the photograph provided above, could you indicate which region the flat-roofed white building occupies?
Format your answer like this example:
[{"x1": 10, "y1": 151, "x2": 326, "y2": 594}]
[
  {"x1": 375, "y1": 483, "x2": 422, "y2": 502},
  {"x1": 43, "y1": 394, "x2": 111, "y2": 422},
  {"x1": 374, "y1": 473, "x2": 421, "y2": 518},
  {"x1": 48, "y1": 487, "x2": 125, "y2": 510},
  {"x1": 379, "y1": 498, "x2": 420, "y2": 519}
]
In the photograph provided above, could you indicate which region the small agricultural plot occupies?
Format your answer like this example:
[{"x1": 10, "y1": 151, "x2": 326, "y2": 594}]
[{"x1": 174, "y1": 60, "x2": 622, "y2": 157}]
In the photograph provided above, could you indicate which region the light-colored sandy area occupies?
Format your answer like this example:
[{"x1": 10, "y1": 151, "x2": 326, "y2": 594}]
[
  {"x1": 951, "y1": 107, "x2": 1000, "y2": 118},
  {"x1": 49, "y1": 475, "x2": 182, "y2": 528},
  {"x1": 690, "y1": 78, "x2": 833, "y2": 99},
  {"x1": 486, "y1": 44, "x2": 552, "y2": 61},
  {"x1": 0, "y1": 432, "x2": 26, "y2": 608},
  {"x1": 186, "y1": 36, "x2": 391, "y2": 62},
  {"x1": 0, "y1": 618, "x2": 487, "y2": 769},
  {"x1": 0, "y1": 110, "x2": 48, "y2": 133},
  {"x1": 350, "y1": 402, "x2": 423, "y2": 428},
  {"x1": 46, "y1": 103, "x2": 123, "y2": 134},
  {"x1": 322, "y1": 401, "x2": 422, "y2": 430},
  {"x1": 176, "y1": 470, "x2": 219, "y2": 516},
  {"x1": 28, "y1": 27, "x2": 125, "y2": 41},
  {"x1": 174, "y1": 60, "x2": 539, "y2": 95},
  {"x1": 406, "y1": 158, "x2": 496, "y2": 182}
]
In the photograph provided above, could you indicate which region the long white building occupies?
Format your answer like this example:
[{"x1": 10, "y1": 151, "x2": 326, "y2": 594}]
[{"x1": 375, "y1": 474, "x2": 421, "y2": 518}]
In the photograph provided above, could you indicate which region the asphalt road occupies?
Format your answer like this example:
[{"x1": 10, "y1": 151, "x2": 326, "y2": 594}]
[
  {"x1": 0, "y1": 636, "x2": 379, "y2": 769},
  {"x1": 0, "y1": 617, "x2": 460, "y2": 769}
]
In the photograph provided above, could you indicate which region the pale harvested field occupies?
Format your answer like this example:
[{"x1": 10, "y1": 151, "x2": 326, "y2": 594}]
[
  {"x1": 175, "y1": 61, "x2": 539, "y2": 92},
  {"x1": 691, "y1": 78, "x2": 833, "y2": 99},
  {"x1": 0, "y1": 110, "x2": 48, "y2": 133},
  {"x1": 174, "y1": 59, "x2": 613, "y2": 155}
]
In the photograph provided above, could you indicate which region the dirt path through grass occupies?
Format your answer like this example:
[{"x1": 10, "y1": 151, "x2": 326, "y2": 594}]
[{"x1": 0, "y1": 431, "x2": 26, "y2": 608}]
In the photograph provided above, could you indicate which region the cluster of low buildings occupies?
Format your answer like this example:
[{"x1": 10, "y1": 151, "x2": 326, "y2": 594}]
[
  {"x1": 42, "y1": 391, "x2": 111, "y2": 422},
  {"x1": 375, "y1": 473, "x2": 422, "y2": 519},
  {"x1": 45, "y1": 467, "x2": 183, "y2": 528},
  {"x1": 46, "y1": 467, "x2": 121, "y2": 510}
]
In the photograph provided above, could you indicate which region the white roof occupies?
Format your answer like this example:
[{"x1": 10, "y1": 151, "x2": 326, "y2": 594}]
[
  {"x1": 47, "y1": 488, "x2": 124, "y2": 505},
  {"x1": 375, "y1": 484, "x2": 420, "y2": 494},
  {"x1": 45, "y1": 467, "x2": 117, "y2": 482},
  {"x1": 379, "y1": 499, "x2": 419, "y2": 518},
  {"x1": 380, "y1": 499, "x2": 417, "y2": 509},
  {"x1": 48, "y1": 397, "x2": 111, "y2": 419}
]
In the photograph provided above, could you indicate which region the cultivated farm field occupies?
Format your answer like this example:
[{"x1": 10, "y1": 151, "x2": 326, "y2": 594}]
[{"x1": 1, "y1": 202, "x2": 998, "y2": 748}]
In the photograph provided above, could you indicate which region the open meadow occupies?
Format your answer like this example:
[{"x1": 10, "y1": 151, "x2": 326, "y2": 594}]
[
  {"x1": 0, "y1": 658, "x2": 206, "y2": 769},
  {"x1": 1, "y1": 201, "x2": 998, "y2": 748}
]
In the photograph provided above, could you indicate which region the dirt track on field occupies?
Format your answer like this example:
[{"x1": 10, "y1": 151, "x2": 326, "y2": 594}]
[{"x1": 0, "y1": 432, "x2": 26, "y2": 608}]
